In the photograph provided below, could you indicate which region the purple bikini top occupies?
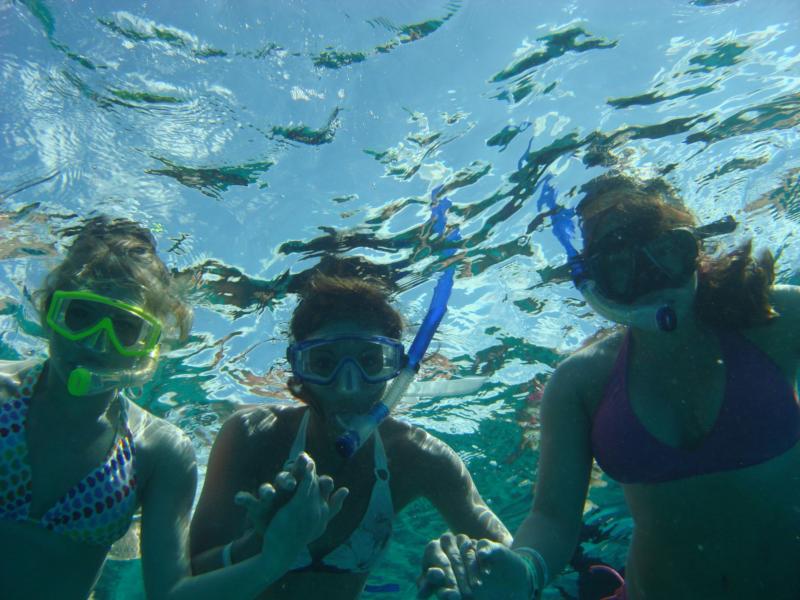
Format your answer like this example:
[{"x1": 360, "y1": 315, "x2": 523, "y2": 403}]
[{"x1": 591, "y1": 329, "x2": 800, "y2": 484}]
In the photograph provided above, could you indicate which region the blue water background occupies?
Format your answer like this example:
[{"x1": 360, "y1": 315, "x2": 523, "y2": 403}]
[{"x1": 1, "y1": 0, "x2": 799, "y2": 598}]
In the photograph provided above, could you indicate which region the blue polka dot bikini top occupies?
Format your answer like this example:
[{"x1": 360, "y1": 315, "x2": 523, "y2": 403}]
[{"x1": 0, "y1": 362, "x2": 138, "y2": 547}]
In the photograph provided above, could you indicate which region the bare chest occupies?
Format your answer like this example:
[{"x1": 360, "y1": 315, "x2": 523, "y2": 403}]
[
  {"x1": 25, "y1": 416, "x2": 118, "y2": 518},
  {"x1": 627, "y1": 353, "x2": 727, "y2": 449}
]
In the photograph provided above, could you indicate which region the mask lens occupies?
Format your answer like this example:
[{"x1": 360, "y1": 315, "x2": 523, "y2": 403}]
[
  {"x1": 50, "y1": 291, "x2": 160, "y2": 356},
  {"x1": 64, "y1": 299, "x2": 98, "y2": 332},
  {"x1": 112, "y1": 313, "x2": 147, "y2": 347},
  {"x1": 64, "y1": 299, "x2": 146, "y2": 347},
  {"x1": 292, "y1": 336, "x2": 403, "y2": 384},
  {"x1": 586, "y1": 229, "x2": 698, "y2": 303},
  {"x1": 307, "y1": 346, "x2": 338, "y2": 379},
  {"x1": 359, "y1": 343, "x2": 392, "y2": 377},
  {"x1": 586, "y1": 231, "x2": 638, "y2": 302},
  {"x1": 642, "y1": 229, "x2": 697, "y2": 281}
]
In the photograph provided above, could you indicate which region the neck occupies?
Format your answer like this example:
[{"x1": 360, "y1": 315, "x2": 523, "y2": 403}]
[
  {"x1": 629, "y1": 309, "x2": 712, "y2": 358},
  {"x1": 37, "y1": 362, "x2": 118, "y2": 425}
]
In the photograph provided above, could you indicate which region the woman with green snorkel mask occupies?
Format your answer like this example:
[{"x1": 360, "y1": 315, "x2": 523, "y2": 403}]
[
  {"x1": 419, "y1": 173, "x2": 800, "y2": 600},
  {"x1": 190, "y1": 267, "x2": 511, "y2": 600},
  {"x1": 0, "y1": 216, "x2": 344, "y2": 600}
]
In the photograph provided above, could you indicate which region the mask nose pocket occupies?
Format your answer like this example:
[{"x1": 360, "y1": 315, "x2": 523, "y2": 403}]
[
  {"x1": 82, "y1": 327, "x2": 111, "y2": 352},
  {"x1": 337, "y1": 359, "x2": 362, "y2": 393}
]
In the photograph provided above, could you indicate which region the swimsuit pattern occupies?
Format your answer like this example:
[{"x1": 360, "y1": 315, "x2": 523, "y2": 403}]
[{"x1": 0, "y1": 362, "x2": 138, "y2": 547}]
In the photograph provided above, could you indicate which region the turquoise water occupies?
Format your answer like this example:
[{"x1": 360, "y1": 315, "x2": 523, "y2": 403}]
[{"x1": 1, "y1": 0, "x2": 799, "y2": 598}]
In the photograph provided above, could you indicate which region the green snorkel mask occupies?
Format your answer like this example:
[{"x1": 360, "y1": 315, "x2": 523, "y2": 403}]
[{"x1": 46, "y1": 290, "x2": 162, "y2": 396}]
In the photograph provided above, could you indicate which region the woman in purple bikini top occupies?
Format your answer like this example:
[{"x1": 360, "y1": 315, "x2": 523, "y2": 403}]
[{"x1": 418, "y1": 172, "x2": 800, "y2": 600}]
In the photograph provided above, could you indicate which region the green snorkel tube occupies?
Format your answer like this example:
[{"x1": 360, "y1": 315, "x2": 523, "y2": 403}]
[{"x1": 336, "y1": 188, "x2": 460, "y2": 458}]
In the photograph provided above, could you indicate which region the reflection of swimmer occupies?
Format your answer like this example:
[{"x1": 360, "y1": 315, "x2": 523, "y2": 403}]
[
  {"x1": 0, "y1": 217, "x2": 341, "y2": 599},
  {"x1": 420, "y1": 173, "x2": 800, "y2": 599},
  {"x1": 171, "y1": 254, "x2": 401, "y2": 319},
  {"x1": 190, "y1": 270, "x2": 510, "y2": 599},
  {"x1": 0, "y1": 203, "x2": 60, "y2": 259}
]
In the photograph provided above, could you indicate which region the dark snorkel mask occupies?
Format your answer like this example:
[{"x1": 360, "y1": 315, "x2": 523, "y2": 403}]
[{"x1": 539, "y1": 175, "x2": 737, "y2": 332}]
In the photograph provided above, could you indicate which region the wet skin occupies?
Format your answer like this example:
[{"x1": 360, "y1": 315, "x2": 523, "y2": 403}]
[
  {"x1": 425, "y1": 209, "x2": 800, "y2": 600},
  {"x1": 564, "y1": 300, "x2": 800, "y2": 600},
  {"x1": 0, "y1": 359, "x2": 185, "y2": 599},
  {"x1": 190, "y1": 321, "x2": 510, "y2": 600}
]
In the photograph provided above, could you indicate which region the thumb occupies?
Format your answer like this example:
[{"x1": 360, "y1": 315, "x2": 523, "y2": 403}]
[{"x1": 327, "y1": 487, "x2": 350, "y2": 521}]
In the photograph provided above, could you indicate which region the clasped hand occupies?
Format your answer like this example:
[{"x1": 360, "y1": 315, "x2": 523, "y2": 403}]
[
  {"x1": 233, "y1": 452, "x2": 349, "y2": 571},
  {"x1": 417, "y1": 533, "x2": 532, "y2": 600}
]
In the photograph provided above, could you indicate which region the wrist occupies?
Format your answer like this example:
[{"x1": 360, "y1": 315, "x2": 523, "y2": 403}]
[
  {"x1": 513, "y1": 547, "x2": 548, "y2": 600},
  {"x1": 262, "y1": 526, "x2": 303, "y2": 565},
  {"x1": 223, "y1": 530, "x2": 261, "y2": 567}
]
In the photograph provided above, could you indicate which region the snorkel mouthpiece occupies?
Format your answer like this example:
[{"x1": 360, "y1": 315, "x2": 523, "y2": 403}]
[
  {"x1": 67, "y1": 367, "x2": 93, "y2": 396},
  {"x1": 66, "y1": 363, "x2": 154, "y2": 397},
  {"x1": 335, "y1": 432, "x2": 359, "y2": 459},
  {"x1": 335, "y1": 402, "x2": 392, "y2": 458},
  {"x1": 656, "y1": 306, "x2": 678, "y2": 332}
]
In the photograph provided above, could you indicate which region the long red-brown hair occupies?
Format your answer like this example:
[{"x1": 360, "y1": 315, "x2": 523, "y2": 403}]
[{"x1": 577, "y1": 173, "x2": 776, "y2": 329}]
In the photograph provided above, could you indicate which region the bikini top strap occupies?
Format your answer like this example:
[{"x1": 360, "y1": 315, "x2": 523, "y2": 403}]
[
  {"x1": 117, "y1": 394, "x2": 135, "y2": 443},
  {"x1": 372, "y1": 428, "x2": 390, "y2": 482}
]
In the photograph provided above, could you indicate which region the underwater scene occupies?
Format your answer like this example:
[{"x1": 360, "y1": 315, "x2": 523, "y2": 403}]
[{"x1": 1, "y1": 0, "x2": 800, "y2": 598}]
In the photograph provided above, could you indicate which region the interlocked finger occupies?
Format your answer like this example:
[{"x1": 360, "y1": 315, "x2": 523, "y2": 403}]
[
  {"x1": 441, "y1": 533, "x2": 474, "y2": 598},
  {"x1": 459, "y1": 537, "x2": 481, "y2": 590},
  {"x1": 318, "y1": 474, "x2": 334, "y2": 501}
]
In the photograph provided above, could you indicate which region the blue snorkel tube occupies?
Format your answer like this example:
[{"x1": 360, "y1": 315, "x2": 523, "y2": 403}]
[
  {"x1": 536, "y1": 175, "x2": 586, "y2": 285},
  {"x1": 336, "y1": 188, "x2": 460, "y2": 458}
]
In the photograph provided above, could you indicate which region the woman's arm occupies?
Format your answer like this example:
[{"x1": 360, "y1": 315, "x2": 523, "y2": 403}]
[
  {"x1": 418, "y1": 353, "x2": 595, "y2": 599},
  {"x1": 412, "y1": 428, "x2": 511, "y2": 545},
  {"x1": 190, "y1": 411, "x2": 264, "y2": 573},
  {"x1": 511, "y1": 353, "x2": 595, "y2": 576},
  {"x1": 140, "y1": 414, "x2": 348, "y2": 600},
  {"x1": 138, "y1": 422, "x2": 286, "y2": 600}
]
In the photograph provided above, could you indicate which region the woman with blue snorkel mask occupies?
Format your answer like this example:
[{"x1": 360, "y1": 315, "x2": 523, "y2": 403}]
[
  {"x1": 0, "y1": 216, "x2": 341, "y2": 599},
  {"x1": 419, "y1": 173, "x2": 800, "y2": 600},
  {"x1": 190, "y1": 268, "x2": 511, "y2": 599}
]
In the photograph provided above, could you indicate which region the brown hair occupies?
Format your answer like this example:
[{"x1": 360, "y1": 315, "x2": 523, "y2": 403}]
[
  {"x1": 577, "y1": 173, "x2": 776, "y2": 329},
  {"x1": 290, "y1": 274, "x2": 403, "y2": 342},
  {"x1": 39, "y1": 216, "x2": 193, "y2": 342}
]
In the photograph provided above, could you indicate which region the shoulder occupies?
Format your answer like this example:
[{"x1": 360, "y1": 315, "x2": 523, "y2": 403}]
[
  {"x1": 744, "y1": 284, "x2": 800, "y2": 355},
  {"x1": 768, "y1": 285, "x2": 800, "y2": 323},
  {"x1": 0, "y1": 359, "x2": 43, "y2": 399},
  {"x1": 379, "y1": 417, "x2": 461, "y2": 471},
  {"x1": 551, "y1": 329, "x2": 625, "y2": 394},
  {"x1": 131, "y1": 404, "x2": 196, "y2": 476},
  {"x1": 219, "y1": 404, "x2": 305, "y2": 450},
  {"x1": 546, "y1": 330, "x2": 624, "y2": 407}
]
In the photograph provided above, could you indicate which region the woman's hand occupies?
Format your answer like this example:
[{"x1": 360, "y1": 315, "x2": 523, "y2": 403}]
[
  {"x1": 234, "y1": 468, "x2": 299, "y2": 536},
  {"x1": 471, "y1": 540, "x2": 535, "y2": 600},
  {"x1": 418, "y1": 533, "x2": 482, "y2": 599},
  {"x1": 417, "y1": 535, "x2": 533, "y2": 600},
  {"x1": 256, "y1": 453, "x2": 349, "y2": 572}
]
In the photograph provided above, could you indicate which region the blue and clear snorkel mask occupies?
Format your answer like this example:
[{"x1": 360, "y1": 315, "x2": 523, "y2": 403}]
[
  {"x1": 287, "y1": 335, "x2": 406, "y2": 386},
  {"x1": 537, "y1": 175, "x2": 736, "y2": 332}
]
